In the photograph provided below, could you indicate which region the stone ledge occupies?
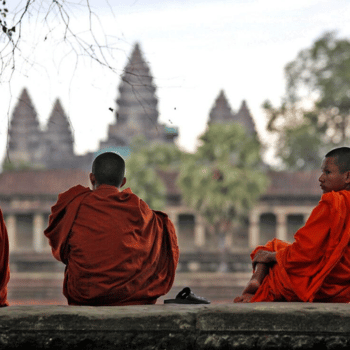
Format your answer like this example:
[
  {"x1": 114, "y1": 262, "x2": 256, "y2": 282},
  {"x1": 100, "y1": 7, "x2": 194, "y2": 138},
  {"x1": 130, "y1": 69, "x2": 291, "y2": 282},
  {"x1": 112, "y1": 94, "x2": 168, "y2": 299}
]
[{"x1": 0, "y1": 303, "x2": 349, "y2": 349}]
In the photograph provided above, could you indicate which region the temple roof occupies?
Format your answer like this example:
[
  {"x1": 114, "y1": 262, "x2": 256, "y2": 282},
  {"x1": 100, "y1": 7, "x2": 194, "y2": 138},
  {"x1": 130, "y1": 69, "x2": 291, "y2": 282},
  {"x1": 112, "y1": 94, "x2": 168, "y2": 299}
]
[
  {"x1": 0, "y1": 169, "x2": 90, "y2": 196},
  {"x1": 158, "y1": 169, "x2": 322, "y2": 199},
  {"x1": 264, "y1": 170, "x2": 321, "y2": 197},
  {"x1": 0, "y1": 169, "x2": 322, "y2": 205}
]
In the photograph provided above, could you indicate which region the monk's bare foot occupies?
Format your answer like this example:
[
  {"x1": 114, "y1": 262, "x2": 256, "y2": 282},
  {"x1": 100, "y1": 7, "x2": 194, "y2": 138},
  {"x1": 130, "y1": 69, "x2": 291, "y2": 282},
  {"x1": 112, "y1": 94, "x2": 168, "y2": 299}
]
[
  {"x1": 234, "y1": 295, "x2": 243, "y2": 303},
  {"x1": 233, "y1": 293, "x2": 254, "y2": 303},
  {"x1": 242, "y1": 278, "x2": 260, "y2": 295}
]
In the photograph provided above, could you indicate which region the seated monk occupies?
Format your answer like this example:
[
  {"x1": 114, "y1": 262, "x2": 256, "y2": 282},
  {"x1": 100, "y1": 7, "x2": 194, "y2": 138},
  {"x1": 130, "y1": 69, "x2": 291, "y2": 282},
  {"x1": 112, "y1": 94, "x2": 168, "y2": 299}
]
[
  {"x1": 44, "y1": 152, "x2": 179, "y2": 306},
  {"x1": 0, "y1": 209, "x2": 9, "y2": 307},
  {"x1": 235, "y1": 147, "x2": 350, "y2": 303}
]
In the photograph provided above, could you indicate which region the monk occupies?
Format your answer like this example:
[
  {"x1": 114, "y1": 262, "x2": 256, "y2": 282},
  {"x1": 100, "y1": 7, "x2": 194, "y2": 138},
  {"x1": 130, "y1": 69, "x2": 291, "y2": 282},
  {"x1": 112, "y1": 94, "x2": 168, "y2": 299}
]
[
  {"x1": 0, "y1": 209, "x2": 10, "y2": 307},
  {"x1": 235, "y1": 147, "x2": 350, "y2": 303},
  {"x1": 44, "y1": 152, "x2": 179, "y2": 306}
]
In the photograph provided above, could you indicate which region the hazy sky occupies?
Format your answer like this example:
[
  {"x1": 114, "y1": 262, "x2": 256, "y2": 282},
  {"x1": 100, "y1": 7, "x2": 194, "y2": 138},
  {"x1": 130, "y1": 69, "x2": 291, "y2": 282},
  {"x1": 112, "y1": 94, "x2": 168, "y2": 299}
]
[{"x1": 1, "y1": 0, "x2": 350, "y2": 163}]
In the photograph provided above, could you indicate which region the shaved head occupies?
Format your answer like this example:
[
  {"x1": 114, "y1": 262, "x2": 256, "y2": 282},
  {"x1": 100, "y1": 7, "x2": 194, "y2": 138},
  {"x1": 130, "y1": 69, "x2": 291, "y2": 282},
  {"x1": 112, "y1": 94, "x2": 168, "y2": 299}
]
[
  {"x1": 325, "y1": 147, "x2": 350, "y2": 173},
  {"x1": 92, "y1": 152, "x2": 126, "y2": 187}
]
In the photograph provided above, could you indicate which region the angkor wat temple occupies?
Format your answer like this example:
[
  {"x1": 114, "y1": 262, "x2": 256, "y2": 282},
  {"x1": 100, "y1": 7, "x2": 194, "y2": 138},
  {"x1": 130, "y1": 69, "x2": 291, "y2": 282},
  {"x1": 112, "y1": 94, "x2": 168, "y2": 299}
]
[{"x1": 0, "y1": 43, "x2": 321, "y2": 276}]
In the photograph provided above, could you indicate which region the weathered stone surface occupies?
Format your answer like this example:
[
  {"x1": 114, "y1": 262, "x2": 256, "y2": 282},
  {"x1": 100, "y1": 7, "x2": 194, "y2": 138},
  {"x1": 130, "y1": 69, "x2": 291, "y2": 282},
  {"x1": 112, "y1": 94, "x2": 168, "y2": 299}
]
[
  {"x1": 197, "y1": 303, "x2": 350, "y2": 333},
  {"x1": 0, "y1": 304, "x2": 350, "y2": 349}
]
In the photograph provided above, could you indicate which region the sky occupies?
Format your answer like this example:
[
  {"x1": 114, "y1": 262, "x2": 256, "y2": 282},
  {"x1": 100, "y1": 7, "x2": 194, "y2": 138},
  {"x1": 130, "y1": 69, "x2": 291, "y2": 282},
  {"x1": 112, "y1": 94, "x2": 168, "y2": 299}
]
[{"x1": 1, "y1": 0, "x2": 350, "y2": 164}]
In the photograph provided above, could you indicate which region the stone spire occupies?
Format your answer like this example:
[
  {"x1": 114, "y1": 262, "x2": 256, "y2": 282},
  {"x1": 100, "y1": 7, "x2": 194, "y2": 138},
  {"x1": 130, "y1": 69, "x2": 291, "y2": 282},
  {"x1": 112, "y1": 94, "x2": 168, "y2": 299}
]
[
  {"x1": 44, "y1": 99, "x2": 74, "y2": 166},
  {"x1": 116, "y1": 42, "x2": 158, "y2": 129},
  {"x1": 208, "y1": 90, "x2": 235, "y2": 124},
  {"x1": 100, "y1": 43, "x2": 177, "y2": 151},
  {"x1": 5, "y1": 88, "x2": 44, "y2": 168},
  {"x1": 234, "y1": 100, "x2": 257, "y2": 135},
  {"x1": 208, "y1": 91, "x2": 257, "y2": 136}
]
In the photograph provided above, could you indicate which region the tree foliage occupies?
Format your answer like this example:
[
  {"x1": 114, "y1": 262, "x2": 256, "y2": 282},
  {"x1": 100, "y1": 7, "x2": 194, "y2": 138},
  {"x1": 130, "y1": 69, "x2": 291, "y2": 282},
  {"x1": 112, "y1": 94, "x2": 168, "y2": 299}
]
[
  {"x1": 178, "y1": 123, "x2": 268, "y2": 241},
  {"x1": 265, "y1": 31, "x2": 350, "y2": 170},
  {"x1": 125, "y1": 136, "x2": 184, "y2": 211}
]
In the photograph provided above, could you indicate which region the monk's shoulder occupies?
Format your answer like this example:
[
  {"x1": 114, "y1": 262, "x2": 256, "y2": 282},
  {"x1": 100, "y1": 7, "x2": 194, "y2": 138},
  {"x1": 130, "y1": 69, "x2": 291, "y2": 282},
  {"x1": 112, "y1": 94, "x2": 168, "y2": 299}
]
[
  {"x1": 122, "y1": 189, "x2": 167, "y2": 216},
  {"x1": 302, "y1": 193, "x2": 332, "y2": 224},
  {"x1": 320, "y1": 190, "x2": 350, "y2": 214},
  {"x1": 117, "y1": 188, "x2": 148, "y2": 209},
  {"x1": 58, "y1": 185, "x2": 91, "y2": 203},
  {"x1": 118, "y1": 188, "x2": 140, "y2": 204}
]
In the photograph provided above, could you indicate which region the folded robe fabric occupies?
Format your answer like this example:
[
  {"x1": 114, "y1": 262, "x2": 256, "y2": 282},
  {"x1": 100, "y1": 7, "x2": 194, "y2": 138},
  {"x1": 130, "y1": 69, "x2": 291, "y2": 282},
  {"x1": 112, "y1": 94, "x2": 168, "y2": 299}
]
[
  {"x1": 250, "y1": 190, "x2": 350, "y2": 303},
  {"x1": 0, "y1": 209, "x2": 9, "y2": 307},
  {"x1": 44, "y1": 184, "x2": 179, "y2": 306}
]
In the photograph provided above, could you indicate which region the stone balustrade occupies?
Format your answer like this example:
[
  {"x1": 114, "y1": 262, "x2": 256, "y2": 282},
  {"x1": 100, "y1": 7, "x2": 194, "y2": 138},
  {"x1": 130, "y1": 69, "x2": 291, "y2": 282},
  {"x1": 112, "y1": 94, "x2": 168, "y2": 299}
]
[{"x1": 0, "y1": 303, "x2": 349, "y2": 349}]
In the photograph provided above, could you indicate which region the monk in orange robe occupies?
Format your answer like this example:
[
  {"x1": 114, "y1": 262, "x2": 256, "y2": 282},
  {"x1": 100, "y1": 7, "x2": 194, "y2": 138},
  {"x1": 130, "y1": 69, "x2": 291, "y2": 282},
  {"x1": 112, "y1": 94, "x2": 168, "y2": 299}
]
[
  {"x1": 44, "y1": 152, "x2": 179, "y2": 306},
  {"x1": 0, "y1": 209, "x2": 9, "y2": 307},
  {"x1": 235, "y1": 147, "x2": 350, "y2": 303}
]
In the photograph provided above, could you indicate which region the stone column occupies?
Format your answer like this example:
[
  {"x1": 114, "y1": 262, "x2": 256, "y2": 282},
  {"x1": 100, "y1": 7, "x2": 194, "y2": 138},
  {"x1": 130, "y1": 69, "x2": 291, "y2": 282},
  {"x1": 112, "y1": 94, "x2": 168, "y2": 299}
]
[
  {"x1": 301, "y1": 213, "x2": 308, "y2": 225},
  {"x1": 248, "y1": 209, "x2": 260, "y2": 249},
  {"x1": 194, "y1": 215, "x2": 205, "y2": 247},
  {"x1": 33, "y1": 213, "x2": 45, "y2": 252},
  {"x1": 275, "y1": 210, "x2": 287, "y2": 241},
  {"x1": 6, "y1": 215, "x2": 16, "y2": 252},
  {"x1": 167, "y1": 211, "x2": 179, "y2": 236}
]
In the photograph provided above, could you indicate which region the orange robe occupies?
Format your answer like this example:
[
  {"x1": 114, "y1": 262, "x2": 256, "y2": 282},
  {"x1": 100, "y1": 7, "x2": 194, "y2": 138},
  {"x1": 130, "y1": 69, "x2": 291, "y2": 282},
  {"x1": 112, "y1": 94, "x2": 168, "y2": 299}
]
[
  {"x1": 44, "y1": 184, "x2": 179, "y2": 306},
  {"x1": 251, "y1": 190, "x2": 350, "y2": 303},
  {"x1": 0, "y1": 209, "x2": 10, "y2": 306}
]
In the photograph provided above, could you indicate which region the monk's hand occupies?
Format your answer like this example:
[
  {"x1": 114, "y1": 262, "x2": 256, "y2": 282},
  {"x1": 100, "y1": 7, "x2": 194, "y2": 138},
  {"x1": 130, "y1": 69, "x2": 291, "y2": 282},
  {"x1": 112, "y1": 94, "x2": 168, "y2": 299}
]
[{"x1": 252, "y1": 250, "x2": 277, "y2": 267}]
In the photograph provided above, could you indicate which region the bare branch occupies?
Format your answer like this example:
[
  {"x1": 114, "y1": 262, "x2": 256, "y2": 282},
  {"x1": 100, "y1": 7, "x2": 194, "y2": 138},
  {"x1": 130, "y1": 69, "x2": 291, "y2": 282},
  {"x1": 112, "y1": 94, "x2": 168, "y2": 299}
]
[{"x1": 0, "y1": 0, "x2": 122, "y2": 83}]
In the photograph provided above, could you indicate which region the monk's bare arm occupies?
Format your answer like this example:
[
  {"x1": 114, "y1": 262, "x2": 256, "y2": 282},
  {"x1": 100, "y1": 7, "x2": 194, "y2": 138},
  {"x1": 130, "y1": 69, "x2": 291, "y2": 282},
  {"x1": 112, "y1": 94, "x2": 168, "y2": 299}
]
[
  {"x1": 234, "y1": 250, "x2": 277, "y2": 303},
  {"x1": 252, "y1": 250, "x2": 277, "y2": 267}
]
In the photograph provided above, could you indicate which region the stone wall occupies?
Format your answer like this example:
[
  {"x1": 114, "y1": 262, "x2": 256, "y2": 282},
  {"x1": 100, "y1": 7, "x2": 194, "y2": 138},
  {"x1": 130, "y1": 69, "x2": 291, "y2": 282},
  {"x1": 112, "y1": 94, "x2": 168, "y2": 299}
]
[{"x1": 0, "y1": 303, "x2": 349, "y2": 349}]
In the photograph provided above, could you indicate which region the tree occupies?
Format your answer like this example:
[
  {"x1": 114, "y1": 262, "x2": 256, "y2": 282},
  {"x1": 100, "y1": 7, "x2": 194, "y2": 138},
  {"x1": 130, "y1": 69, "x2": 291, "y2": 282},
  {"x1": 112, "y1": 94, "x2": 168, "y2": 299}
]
[
  {"x1": 125, "y1": 136, "x2": 184, "y2": 210},
  {"x1": 265, "y1": 31, "x2": 350, "y2": 170},
  {"x1": 177, "y1": 123, "x2": 268, "y2": 269},
  {"x1": 264, "y1": 100, "x2": 327, "y2": 170}
]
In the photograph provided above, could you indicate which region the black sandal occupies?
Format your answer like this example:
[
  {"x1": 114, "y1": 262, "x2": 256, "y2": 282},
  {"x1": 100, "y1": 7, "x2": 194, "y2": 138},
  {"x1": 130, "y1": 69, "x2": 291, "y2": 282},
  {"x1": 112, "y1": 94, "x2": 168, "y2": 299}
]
[{"x1": 164, "y1": 287, "x2": 210, "y2": 304}]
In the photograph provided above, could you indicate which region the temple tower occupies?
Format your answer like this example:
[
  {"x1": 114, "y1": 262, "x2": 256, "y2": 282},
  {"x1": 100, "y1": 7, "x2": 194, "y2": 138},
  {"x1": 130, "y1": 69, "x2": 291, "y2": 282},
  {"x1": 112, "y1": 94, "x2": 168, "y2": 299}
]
[
  {"x1": 100, "y1": 43, "x2": 178, "y2": 151},
  {"x1": 44, "y1": 99, "x2": 75, "y2": 168},
  {"x1": 5, "y1": 88, "x2": 45, "y2": 169},
  {"x1": 208, "y1": 90, "x2": 235, "y2": 125},
  {"x1": 208, "y1": 90, "x2": 257, "y2": 135},
  {"x1": 234, "y1": 100, "x2": 257, "y2": 135}
]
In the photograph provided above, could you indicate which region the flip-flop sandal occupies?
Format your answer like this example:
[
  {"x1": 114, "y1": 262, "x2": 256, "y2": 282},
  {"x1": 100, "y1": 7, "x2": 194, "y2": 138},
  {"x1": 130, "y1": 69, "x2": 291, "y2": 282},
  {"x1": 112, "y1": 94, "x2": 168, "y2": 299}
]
[{"x1": 164, "y1": 287, "x2": 210, "y2": 304}]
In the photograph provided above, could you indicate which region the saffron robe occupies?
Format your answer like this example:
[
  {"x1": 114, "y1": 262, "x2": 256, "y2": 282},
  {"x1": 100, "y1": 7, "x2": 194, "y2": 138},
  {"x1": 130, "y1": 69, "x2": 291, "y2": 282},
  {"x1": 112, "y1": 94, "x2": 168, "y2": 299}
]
[
  {"x1": 44, "y1": 184, "x2": 179, "y2": 306},
  {"x1": 250, "y1": 190, "x2": 350, "y2": 303},
  {"x1": 0, "y1": 209, "x2": 9, "y2": 306}
]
